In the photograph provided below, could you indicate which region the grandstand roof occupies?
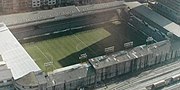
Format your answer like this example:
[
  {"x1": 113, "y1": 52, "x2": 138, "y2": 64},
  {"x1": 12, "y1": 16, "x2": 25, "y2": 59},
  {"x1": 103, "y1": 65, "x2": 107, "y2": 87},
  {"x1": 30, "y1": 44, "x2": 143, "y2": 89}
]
[
  {"x1": 0, "y1": 23, "x2": 40, "y2": 80},
  {"x1": 0, "y1": 1, "x2": 125, "y2": 29},
  {"x1": 125, "y1": 2, "x2": 180, "y2": 37}
]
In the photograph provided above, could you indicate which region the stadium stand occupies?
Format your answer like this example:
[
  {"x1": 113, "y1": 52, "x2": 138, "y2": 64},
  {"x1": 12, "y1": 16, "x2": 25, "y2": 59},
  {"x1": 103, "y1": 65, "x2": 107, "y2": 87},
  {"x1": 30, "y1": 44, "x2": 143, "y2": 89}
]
[{"x1": 0, "y1": 23, "x2": 40, "y2": 80}]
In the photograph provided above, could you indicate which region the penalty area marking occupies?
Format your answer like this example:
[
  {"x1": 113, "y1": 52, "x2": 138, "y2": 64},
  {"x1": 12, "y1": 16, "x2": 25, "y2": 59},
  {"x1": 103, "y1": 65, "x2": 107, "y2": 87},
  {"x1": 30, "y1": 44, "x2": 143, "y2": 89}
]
[
  {"x1": 75, "y1": 42, "x2": 86, "y2": 52},
  {"x1": 45, "y1": 52, "x2": 54, "y2": 62},
  {"x1": 34, "y1": 45, "x2": 56, "y2": 69}
]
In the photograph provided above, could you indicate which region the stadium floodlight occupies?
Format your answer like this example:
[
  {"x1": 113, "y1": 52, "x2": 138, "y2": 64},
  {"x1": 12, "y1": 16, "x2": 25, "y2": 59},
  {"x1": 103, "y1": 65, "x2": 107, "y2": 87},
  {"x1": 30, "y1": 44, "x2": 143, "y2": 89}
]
[
  {"x1": 105, "y1": 46, "x2": 115, "y2": 54},
  {"x1": 79, "y1": 53, "x2": 87, "y2": 60},
  {"x1": 124, "y1": 41, "x2": 133, "y2": 49},
  {"x1": 79, "y1": 53, "x2": 87, "y2": 63},
  {"x1": 146, "y1": 37, "x2": 153, "y2": 42},
  {"x1": 44, "y1": 61, "x2": 54, "y2": 72},
  {"x1": 146, "y1": 37, "x2": 154, "y2": 45},
  {"x1": 44, "y1": 62, "x2": 53, "y2": 67}
]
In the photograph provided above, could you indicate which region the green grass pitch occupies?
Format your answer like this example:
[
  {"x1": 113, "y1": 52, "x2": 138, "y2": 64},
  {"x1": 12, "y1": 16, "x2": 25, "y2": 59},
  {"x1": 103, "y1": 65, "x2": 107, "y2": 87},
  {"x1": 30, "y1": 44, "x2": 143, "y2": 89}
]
[
  {"x1": 23, "y1": 22, "x2": 147, "y2": 72},
  {"x1": 23, "y1": 28, "x2": 111, "y2": 72}
]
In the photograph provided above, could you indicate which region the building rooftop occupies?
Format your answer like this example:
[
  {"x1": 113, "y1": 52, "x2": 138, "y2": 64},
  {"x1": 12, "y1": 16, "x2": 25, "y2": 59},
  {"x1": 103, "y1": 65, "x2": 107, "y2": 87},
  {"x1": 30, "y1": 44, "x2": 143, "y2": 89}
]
[
  {"x1": 49, "y1": 63, "x2": 89, "y2": 85},
  {"x1": 15, "y1": 71, "x2": 47, "y2": 87},
  {"x1": 0, "y1": 56, "x2": 8, "y2": 71},
  {"x1": 0, "y1": 69, "x2": 12, "y2": 81},
  {"x1": 0, "y1": 55, "x2": 3, "y2": 61},
  {"x1": 126, "y1": 1, "x2": 180, "y2": 37},
  {"x1": 89, "y1": 40, "x2": 170, "y2": 70},
  {"x1": 15, "y1": 72, "x2": 39, "y2": 87},
  {"x1": 89, "y1": 46, "x2": 151, "y2": 70},
  {"x1": 0, "y1": 1, "x2": 125, "y2": 29},
  {"x1": 35, "y1": 71, "x2": 47, "y2": 85},
  {"x1": 0, "y1": 23, "x2": 40, "y2": 80},
  {"x1": 0, "y1": 55, "x2": 12, "y2": 81}
]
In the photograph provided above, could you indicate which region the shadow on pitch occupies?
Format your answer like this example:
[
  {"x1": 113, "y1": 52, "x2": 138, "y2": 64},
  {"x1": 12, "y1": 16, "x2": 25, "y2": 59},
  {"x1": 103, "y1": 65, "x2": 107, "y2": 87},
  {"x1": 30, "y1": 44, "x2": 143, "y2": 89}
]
[{"x1": 58, "y1": 23, "x2": 147, "y2": 67}]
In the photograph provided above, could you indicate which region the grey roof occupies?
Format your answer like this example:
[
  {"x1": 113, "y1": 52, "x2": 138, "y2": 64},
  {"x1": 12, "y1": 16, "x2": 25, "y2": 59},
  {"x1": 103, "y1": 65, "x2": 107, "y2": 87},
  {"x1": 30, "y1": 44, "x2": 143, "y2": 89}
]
[
  {"x1": 16, "y1": 71, "x2": 47, "y2": 87},
  {"x1": 35, "y1": 71, "x2": 47, "y2": 85},
  {"x1": 0, "y1": 1, "x2": 125, "y2": 29},
  {"x1": 0, "y1": 60, "x2": 8, "y2": 71},
  {"x1": 0, "y1": 55, "x2": 3, "y2": 61},
  {"x1": 125, "y1": 2, "x2": 180, "y2": 37},
  {"x1": 149, "y1": 40, "x2": 171, "y2": 55},
  {"x1": 49, "y1": 63, "x2": 88, "y2": 85},
  {"x1": 89, "y1": 40, "x2": 170, "y2": 70},
  {"x1": 0, "y1": 55, "x2": 12, "y2": 81},
  {"x1": 0, "y1": 23, "x2": 40, "y2": 80},
  {"x1": 15, "y1": 72, "x2": 39, "y2": 87},
  {"x1": 89, "y1": 47, "x2": 150, "y2": 70},
  {"x1": 0, "y1": 69, "x2": 12, "y2": 81},
  {"x1": 0, "y1": 64, "x2": 8, "y2": 71}
]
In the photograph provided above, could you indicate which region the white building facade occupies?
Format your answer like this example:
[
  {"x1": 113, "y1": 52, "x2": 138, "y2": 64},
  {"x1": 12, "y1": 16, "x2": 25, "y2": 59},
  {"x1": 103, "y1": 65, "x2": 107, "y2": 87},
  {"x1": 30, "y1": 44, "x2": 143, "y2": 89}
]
[{"x1": 32, "y1": 0, "x2": 41, "y2": 7}]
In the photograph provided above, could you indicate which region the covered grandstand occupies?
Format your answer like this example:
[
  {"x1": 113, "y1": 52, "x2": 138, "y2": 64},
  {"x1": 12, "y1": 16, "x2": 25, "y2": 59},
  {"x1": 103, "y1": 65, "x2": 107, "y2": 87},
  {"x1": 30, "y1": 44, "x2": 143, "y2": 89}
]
[
  {"x1": 0, "y1": 1, "x2": 148, "y2": 71},
  {"x1": 126, "y1": 2, "x2": 180, "y2": 41},
  {"x1": 150, "y1": 0, "x2": 180, "y2": 24},
  {"x1": 0, "y1": 1, "x2": 125, "y2": 41},
  {"x1": 13, "y1": 10, "x2": 120, "y2": 40},
  {"x1": 0, "y1": 23, "x2": 40, "y2": 80}
]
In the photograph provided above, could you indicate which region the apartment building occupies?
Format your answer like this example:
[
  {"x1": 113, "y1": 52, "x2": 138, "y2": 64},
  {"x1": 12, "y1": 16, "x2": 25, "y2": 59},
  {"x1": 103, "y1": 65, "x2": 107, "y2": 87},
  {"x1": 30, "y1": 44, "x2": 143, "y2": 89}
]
[
  {"x1": 58, "y1": 0, "x2": 118, "y2": 6},
  {"x1": 16, "y1": 0, "x2": 32, "y2": 12},
  {"x1": 32, "y1": 0, "x2": 41, "y2": 8},
  {"x1": 0, "y1": 0, "x2": 2, "y2": 13},
  {"x1": 0, "y1": 0, "x2": 123, "y2": 14},
  {"x1": 0, "y1": 0, "x2": 32, "y2": 14},
  {"x1": 0, "y1": 0, "x2": 14, "y2": 14},
  {"x1": 46, "y1": 0, "x2": 56, "y2": 6}
]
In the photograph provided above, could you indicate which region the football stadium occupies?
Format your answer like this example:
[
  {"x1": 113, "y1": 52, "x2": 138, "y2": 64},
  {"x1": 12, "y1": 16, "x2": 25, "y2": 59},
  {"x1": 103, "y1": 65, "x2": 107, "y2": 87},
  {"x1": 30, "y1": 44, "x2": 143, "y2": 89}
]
[
  {"x1": 0, "y1": 1, "x2": 147, "y2": 72},
  {"x1": 1, "y1": 1, "x2": 180, "y2": 90},
  {"x1": 22, "y1": 22, "x2": 147, "y2": 71}
]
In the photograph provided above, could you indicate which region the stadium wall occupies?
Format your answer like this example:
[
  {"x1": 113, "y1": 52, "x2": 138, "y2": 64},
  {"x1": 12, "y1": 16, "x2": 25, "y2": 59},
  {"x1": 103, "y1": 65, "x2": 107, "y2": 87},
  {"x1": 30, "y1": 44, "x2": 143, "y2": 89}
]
[{"x1": 90, "y1": 40, "x2": 173, "y2": 83}]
